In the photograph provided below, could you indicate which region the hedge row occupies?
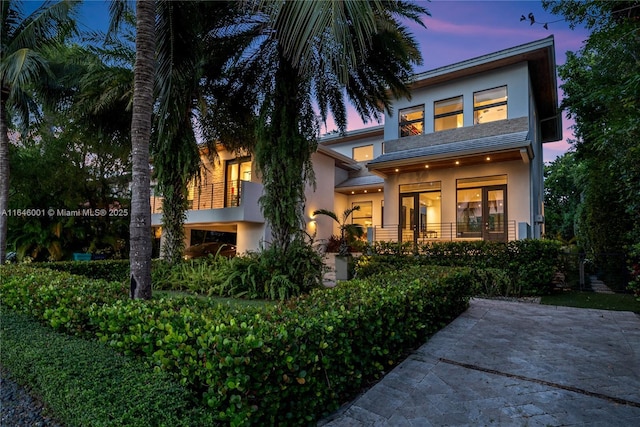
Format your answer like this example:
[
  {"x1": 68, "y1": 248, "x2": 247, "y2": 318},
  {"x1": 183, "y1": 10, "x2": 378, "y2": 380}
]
[
  {"x1": 357, "y1": 239, "x2": 563, "y2": 296},
  {"x1": 1, "y1": 310, "x2": 213, "y2": 427},
  {"x1": 0, "y1": 264, "x2": 473, "y2": 426},
  {"x1": 37, "y1": 259, "x2": 131, "y2": 282}
]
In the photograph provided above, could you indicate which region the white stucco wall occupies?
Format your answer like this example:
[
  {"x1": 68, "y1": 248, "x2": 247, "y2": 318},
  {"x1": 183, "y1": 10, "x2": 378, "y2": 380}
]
[{"x1": 305, "y1": 151, "x2": 338, "y2": 242}]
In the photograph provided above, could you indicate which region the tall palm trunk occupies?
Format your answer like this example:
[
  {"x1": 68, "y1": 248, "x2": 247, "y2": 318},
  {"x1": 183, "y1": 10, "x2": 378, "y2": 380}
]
[
  {"x1": 256, "y1": 52, "x2": 313, "y2": 253},
  {"x1": 160, "y1": 178, "x2": 188, "y2": 266},
  {"x1": 0, "y1": 95, "x2": 9, "y2": 264},
  {"x1": 129, "y1": 0, "x2": 155, "y2": 299}
]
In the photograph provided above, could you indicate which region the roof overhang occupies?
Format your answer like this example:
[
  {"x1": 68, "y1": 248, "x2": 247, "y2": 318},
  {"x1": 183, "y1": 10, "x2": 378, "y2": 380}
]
[
  {"x1": 367, "y1": 131, "x2": 532, "y2": 178},
  {"x1": 335, "y1": 175, "x2": 385, "y2": 195},
  {"x1": 316, "y1": 145, "x2": 361, "y2": 171}
]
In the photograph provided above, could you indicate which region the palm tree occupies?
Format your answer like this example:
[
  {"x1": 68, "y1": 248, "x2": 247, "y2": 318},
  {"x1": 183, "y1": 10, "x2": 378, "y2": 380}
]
[
  {"x1": 128, "y1": 0, "x2": 155, "y2": 299},
  {"x1": 152, "y1": 1, "x2": 248, "y2": 265},
  {"x1": 0, "y1": 0, "x2": 78, "y2": 264},
  {"x1": 313, "y1": 206, "x2": 365, "y2": 257},
  {"x1": 215, "y1": 0, "x2": 427, "y2": 255}
]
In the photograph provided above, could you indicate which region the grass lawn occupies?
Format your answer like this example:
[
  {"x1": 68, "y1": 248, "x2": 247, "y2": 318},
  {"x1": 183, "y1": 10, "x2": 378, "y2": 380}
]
[{"x1": 541, "y1": 290, "x2": 640, "y2": 313}]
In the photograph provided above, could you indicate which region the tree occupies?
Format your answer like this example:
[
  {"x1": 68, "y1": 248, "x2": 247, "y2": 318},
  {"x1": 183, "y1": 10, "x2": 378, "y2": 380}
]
[
  {"x1": 0, "y1": 0, "x2": 78, "y2": 264},
  {"x1": 152, "y1": 1, "x2": 248, "y2": 265},
  {"x1": 313, "y1": 206, "x2": 364, "y2": 256},
  {"x1": 128, "y1": 0, "x2": 155, "y2": 299},
  {"x1": 215, "y1": 0, "x2": 427, "y2": 256},
  {"x1": 543, "y1": 152, "x2": 581, "y2": 241},
  {"x1": 543, "y1": 0, "x2": 640, "y2": 286}
]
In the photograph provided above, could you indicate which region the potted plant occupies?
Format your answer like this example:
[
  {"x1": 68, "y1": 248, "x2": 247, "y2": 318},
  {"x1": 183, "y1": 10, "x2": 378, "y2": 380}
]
[{"x1": 313, "y1": 206, "x2": 364, "y2": 280}]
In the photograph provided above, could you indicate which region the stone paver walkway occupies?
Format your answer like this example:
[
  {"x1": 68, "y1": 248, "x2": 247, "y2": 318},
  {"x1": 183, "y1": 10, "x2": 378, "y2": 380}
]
[{"x1": 319, "y1": 298, "x2": 640, "y2": 426}]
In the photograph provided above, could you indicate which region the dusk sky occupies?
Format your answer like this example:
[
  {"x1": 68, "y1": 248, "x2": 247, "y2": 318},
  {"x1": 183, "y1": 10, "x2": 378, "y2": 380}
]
[{"x1": 38, "y1": 0, "x2": 591, "y2": 163}]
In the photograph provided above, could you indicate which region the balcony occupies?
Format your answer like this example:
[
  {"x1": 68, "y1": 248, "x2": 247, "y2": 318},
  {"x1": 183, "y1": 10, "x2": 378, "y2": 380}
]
[
  {"x1": 151, "y1": 180, "x2": 264, "y2": 226},
  {"x1": 369, "y1": 221, "x2": 516, "y2": 243}
]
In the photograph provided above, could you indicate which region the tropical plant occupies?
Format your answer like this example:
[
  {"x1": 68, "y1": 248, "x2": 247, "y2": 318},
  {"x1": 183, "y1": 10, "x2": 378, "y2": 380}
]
[
  {"x1": 212, "y1": 0, "x2": 427, "y2": 258},
  {"x1": 0, "y1": 0, "x2": 78, "y2": 263},
  {"x1": 543, "y1": 0, "x2": 640, "y2": 284},
  {"x1": 152, "y1": 1, "x2": 248, "y2": 265},
  {"x1": 127, "y1": 0, "x2": 155, "y2": 299},
  {"x1": 313, "y1": 206, "x2": 365, "y2": 256}
]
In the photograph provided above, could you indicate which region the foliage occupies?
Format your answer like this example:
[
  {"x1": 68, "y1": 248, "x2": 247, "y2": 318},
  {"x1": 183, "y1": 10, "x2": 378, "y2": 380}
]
[
  {"x1": 543, "y1": 152, "x2": 581, "y2": 241},
  {"x1": 223, "y1": 238, "x2": 324, "y2": 300},
  {"x1": 210, "y1": 1, "x2": 428, "y2": 254},
  {"x1": 38, "y1": 259, "x2": 131, "y2": 282},
  {"x1": 543, "y1": 0, "x2": 640, "y2": 269},
  {"x1": 356, "y1": 239, "x2": 563, "y2": 296},
  {"x1": 1, "y1": 263, "x2": 473, "y2": 426},
  {"x1": 0, "y1": 0, "x2": 80, "y2": 264},
  {"x1": 1, "y1": 310, "x2": 212, "y2": 427},
  {"x1": 627, "y1": 243, "x2": 640, "y2": 301},
  {"x1": 0, "y1": 265, "x2": 127, "y2": 335},
  {"x1": 313, "y1": 206, "x2": 365, "y2": 256}
]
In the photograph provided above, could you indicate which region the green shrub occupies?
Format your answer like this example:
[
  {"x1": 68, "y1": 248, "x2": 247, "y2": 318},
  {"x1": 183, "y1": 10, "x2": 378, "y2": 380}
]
[
  {"x1": 0, "y1": 265, "x2": 127, "y2": 334},
  {"x1": 37, "y1": 259, "x2": 131, "y2": 282},
  {"x1": 357, "y1": 239, "x2": 562, "y2": 296},
  {"x1": 90, "y1": 265, "x2": 472, "y2": 425},
  {"x1": 1, "y1": 263, "x2": 473, "y2": 425},
  {"x1": 1, "y1": 309, "x2": 212, "y2": 427}
]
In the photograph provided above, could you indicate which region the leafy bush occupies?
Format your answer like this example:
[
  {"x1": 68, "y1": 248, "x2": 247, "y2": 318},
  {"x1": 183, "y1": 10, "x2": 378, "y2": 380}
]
[
  {"x1": 0, "y1": 265, "x2": 127, "y2": 334},
  {"x1": 37, "y1": 259, "x2": 131, "y2": 282},
  {"x1": 90, "y1": 265, "x2": 472, "y2": 425},
  {"x1": 1, "y1": 310, "x2": 212, "y2": 427},
  {"x1": 356, "y1": 239, "x2": 562, "y2": 296},
  {"x1": 2, "y1": 263, "x2": 474, "y2": 426}
]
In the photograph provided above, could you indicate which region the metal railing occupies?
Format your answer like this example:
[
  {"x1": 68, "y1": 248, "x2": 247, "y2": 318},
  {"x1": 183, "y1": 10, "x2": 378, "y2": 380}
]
[
  {"x1": 151, "y1": 180, "x2": 247, "y2": 214},
  {"x1": 370, "y1": 221, "x2": 516, "y2": 242}
]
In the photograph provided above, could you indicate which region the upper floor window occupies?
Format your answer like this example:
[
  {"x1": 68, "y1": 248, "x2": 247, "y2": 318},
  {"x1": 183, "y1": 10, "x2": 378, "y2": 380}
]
[
  {"x1": 474, "y1": 86, "x2": 507, "y2": 124},
  {"x1": 434, "y1": 96, "x2": 463, "y2": 131},
  {"x1": 352, "y1": 145, "x2": 374, "y2": 162},
  {"x1": 399, "y1": 105, "x2": 424, "y2": 137}
]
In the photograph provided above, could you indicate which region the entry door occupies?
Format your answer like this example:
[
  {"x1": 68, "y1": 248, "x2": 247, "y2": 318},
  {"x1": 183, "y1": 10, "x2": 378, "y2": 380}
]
[
  {"x1": 483, "y1": 186, "x2": 507, "y2": 241},
  {"x1": 400, "y1": 193, "x2": 430, "y2": 245}
]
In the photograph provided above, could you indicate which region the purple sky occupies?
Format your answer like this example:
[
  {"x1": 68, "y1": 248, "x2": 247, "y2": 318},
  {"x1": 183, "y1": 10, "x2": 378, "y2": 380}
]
[{"x1": 32, "y1": 0, "x2": 590, "y2": 163}]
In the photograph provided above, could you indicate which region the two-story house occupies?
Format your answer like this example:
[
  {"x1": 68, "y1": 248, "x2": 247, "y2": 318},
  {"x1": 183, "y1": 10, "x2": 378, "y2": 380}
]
[
  {"x1": 152, "y1": 36, "x2": 560, "y2": 255},
  {"x1": 311, "y1": 36, "x2": 559, "y2": 246}
]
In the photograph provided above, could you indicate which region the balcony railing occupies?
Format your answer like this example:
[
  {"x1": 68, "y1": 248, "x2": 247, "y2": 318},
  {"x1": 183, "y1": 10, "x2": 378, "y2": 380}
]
[
  {"x1": 369, "y1": 221, "x2": 516, "y2": 242},
  {"x1": 151, "y1": 180, "x2": 247, "y2": 214}
]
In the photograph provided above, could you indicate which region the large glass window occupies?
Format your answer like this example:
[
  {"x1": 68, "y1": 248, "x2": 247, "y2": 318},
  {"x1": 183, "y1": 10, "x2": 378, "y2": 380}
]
[
  {"x1": 352, "y1": 201, "x2": 372, "y2": 229},
  {"x1": 474, "y1": 86, "x2": 507, "y2": 124},
  {"x1": 352, "y1": 145, "x2": 374, "y2": 162},
  {"x1": 399, "y1": 105, "x2": 424, "y2": 137},
  {"x1": 434, "y1": 96, "x2": 463, "y2": 131}
]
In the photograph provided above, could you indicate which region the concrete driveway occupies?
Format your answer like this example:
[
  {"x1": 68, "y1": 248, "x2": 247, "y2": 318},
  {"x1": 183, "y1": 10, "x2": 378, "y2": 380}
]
[{"x1": 319, "y1": 298, "x2": 640, "y2": 426}]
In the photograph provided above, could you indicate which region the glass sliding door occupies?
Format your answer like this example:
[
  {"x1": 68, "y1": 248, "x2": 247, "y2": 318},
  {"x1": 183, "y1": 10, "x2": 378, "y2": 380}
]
[
  {"x1": 456, "y1": 176, "x2": 507, "y2": 242},
  {"x1": 400, "y1": 189, "x2": 442, "y2": 245},
  {"x1": 483, "y1": 186, "x2": 506, "y2": 241}
]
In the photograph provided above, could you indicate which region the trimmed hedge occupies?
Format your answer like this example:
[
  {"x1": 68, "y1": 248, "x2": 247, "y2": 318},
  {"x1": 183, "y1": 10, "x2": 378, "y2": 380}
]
[
  {"x1": 0, "y1": 264, "x2": 473, "y2": 426},
  {"x1": 37, "y1": 259, "x2": 131, "y2": 282},
  {"x1": 357, "y1": 239, "x2": 563, "y2": 296},
  {"x1": 0, "y1": 310, "x2": 213, "y2": 427}
]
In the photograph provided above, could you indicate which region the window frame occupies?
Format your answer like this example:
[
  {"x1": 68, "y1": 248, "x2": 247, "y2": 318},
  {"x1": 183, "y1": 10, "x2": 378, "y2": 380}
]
[
  {"x1": 434, "y1": 95, "x2": 463, "y2": 132},
  {"x1": 352, "y1": 144, "x2": 374, "y2": 162},
  {"x1": 398, "y1": 105, "x2": 425, "y2": 137},
  {"x1": 473, "y1": 86, "x2": 508, "y2": 124}
]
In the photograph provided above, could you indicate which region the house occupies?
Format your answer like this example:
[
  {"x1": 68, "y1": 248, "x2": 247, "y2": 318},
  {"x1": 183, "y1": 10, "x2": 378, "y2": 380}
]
[{"x1": 152, "y1": 36, "x2": 560, "y2": 254}]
